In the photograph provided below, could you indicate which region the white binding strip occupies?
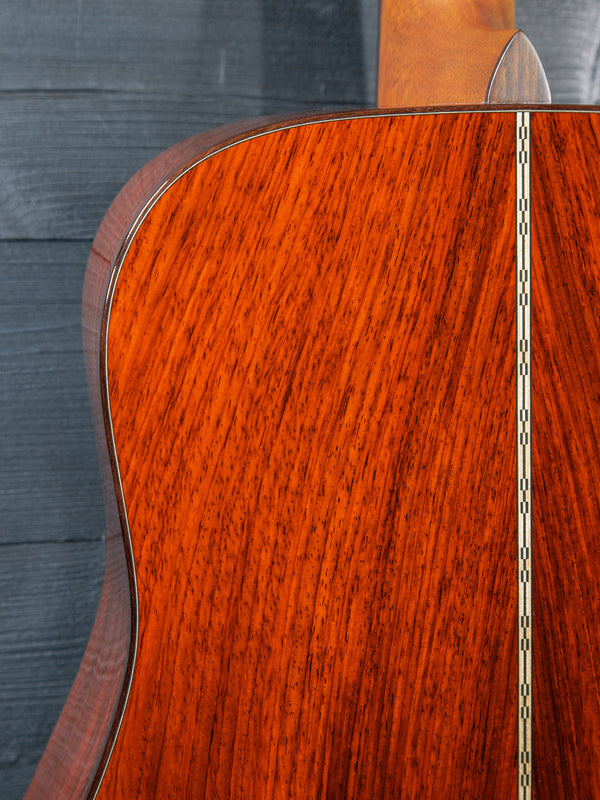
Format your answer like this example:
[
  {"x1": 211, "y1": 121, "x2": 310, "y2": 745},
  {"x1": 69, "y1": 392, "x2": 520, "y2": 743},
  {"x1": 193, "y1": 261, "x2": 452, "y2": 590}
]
[{"x1": 516, "y1": 109, "x2": 533, "y2": 799}]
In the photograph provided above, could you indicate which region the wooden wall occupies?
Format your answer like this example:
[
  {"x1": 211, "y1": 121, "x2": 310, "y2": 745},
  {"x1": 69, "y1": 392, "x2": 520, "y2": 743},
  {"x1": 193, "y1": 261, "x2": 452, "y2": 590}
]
[{"x1": 1, "y1": 1, "x2": 599, "y2": 797}]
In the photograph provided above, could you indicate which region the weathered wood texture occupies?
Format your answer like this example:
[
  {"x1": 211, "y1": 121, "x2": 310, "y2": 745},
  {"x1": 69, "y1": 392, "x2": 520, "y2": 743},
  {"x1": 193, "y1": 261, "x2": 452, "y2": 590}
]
[
  {"x1": 84, "y1": 110, "x2": 516, "y2": 799},
  {"x1": 1, "y1": 1, "x2": 600, "y2": 798},
  {"x1": 0, "y1": 241, "x2": 106, "y2": 794},
  {"x1": 518, "y1": 0, "x2": 600, "y2": 102}
]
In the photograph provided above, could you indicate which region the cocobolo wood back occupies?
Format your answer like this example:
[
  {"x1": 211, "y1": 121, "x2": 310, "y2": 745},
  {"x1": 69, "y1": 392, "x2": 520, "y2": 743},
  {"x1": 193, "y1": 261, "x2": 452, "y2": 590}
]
[
  {"x1": 99, "y1": 111, "x2": 517, "y2": 798},
  {"x1": 25, "y1": 107, "x2": 600, "y2": 800}
]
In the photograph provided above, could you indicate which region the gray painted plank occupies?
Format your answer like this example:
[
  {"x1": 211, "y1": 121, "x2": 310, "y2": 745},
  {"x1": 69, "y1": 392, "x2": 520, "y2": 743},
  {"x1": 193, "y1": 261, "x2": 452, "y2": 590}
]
[
  {"x1": 517, "y1": 0, "x2": 600, "y2": 102},
  {"x1": 0, "y1": 0, "x2": 374, "y2": 240},
  {"x1": 0, "y1": 241, "x2": 104, "y2": 545},
  {"x1": 0, "y1": 241, "x2": 105, "y2": 792},
  {"x1": 261, "y1": 0, "x2": 370, "y2": 110},
  {"x1": 0, "y1": 540, "x2": 104, "y2": 797},
  {"x1": 0, "y1": 0, "x2": 264, "y2": 95},
  {"x1": 0, "y1": 2, "x2": 370, "y2": 793}
]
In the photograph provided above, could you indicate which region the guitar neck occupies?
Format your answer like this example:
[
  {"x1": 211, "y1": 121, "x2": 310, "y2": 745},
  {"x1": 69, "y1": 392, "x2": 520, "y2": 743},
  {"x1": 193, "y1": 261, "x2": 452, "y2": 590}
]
[{"x1": 377, "y1": 0, "x2": 550, "y2": 106}]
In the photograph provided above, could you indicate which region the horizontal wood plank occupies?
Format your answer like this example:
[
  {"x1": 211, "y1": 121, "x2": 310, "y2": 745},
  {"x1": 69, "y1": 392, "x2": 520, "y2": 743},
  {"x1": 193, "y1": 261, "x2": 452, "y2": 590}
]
[
  {"x1": 516, "y1": 0, "x2": 600, "y2": 102},
  {"x1": 0, "y1": 242, "x2": 105, "y2": 545},
  {"x1": 0, "y1": 540, "x2": 104, "y2": 796},
  {"x1": 0, "y1": 242, "x2": 105, "y2": 791},
  {"x1": 0, "y1": 0, "x2": 263, "y2": 94}
]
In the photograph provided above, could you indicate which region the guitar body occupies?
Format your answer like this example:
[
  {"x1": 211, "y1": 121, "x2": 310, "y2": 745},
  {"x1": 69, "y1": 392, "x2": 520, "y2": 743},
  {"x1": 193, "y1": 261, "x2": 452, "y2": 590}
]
[{"x1": 25, "y1": 108, "x2": 600, "y2": 798}]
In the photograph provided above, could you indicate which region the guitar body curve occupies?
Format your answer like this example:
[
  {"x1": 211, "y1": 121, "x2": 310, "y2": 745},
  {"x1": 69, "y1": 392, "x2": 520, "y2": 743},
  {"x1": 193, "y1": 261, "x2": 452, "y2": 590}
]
[{"x1": 26, "y1": 108, "x2": 600, "y2": 799}]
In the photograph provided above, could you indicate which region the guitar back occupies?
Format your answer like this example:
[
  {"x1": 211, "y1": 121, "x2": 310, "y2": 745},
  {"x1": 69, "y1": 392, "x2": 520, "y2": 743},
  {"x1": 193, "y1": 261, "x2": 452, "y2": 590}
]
[
  {"x1": 102, "y1": 110, "x2": 517, "y2": 798},
  {"x1": 26, "y1": 108, "x2": 600, "y2": 798}
]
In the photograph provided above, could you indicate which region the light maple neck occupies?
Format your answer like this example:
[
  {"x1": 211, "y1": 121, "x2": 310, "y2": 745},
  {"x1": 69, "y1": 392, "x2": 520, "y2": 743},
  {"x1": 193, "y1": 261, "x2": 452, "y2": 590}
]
[{"x1": 378, "y1": 0, "x2": 551, "y2": 106}]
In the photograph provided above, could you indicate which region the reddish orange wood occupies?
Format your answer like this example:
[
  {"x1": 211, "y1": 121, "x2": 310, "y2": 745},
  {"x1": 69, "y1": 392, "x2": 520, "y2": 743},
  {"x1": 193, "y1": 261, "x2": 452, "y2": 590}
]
[
  {"x1": 25, "y1": 96, "x2": 600, "y2": 797},
  {"x1": 377, "y1": 0, "x2": 550, "y2": 106},
  {"x1": 71, "y1": 110, "x2": 519, "y2": 799},
  {"x1": 378, "y1": 0, "x2": 514, "y2": 106},
  {"x1": 530, "y1": 112, "x2": 600, "y2": 798}
]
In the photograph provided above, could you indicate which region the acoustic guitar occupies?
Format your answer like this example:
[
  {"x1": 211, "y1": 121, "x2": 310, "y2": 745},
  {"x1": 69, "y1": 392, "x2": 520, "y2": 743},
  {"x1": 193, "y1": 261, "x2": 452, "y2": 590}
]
[{"x1": 24, "y1": 1, "x2": 600, "y2": 798}]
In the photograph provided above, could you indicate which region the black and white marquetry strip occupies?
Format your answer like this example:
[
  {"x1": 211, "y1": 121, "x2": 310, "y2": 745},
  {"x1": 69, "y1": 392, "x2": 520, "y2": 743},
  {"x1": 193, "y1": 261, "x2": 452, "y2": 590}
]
[{"x1": 516, "y1": 109, "x2": 532, "y2": 800}]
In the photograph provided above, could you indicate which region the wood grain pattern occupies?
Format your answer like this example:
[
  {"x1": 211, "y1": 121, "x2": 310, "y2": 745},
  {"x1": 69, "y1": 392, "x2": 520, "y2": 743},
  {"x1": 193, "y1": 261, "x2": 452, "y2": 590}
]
[
  {"x1": 377, "y1": 0, "x2": 552, "y2": 107},
  {"x1": 21, "y1": 118, "x2": 280, "y2": 800},
  {"x1": 516, "y1": 0, "x2": 600, "y2": 104},
  {"x1": 0, "y1": 241, "x2": 106, "y2": 795},
  {"x1": 377, "y1": 0, "x2": 516, "y2": 106},
  {"x1": 487, "y1": 30, "x2": 551, "y2": 103},
  {"x1": 2, "y1": 0, "x2": 373, "y2": 788},
  {"x1": 75, "y1": 110, "x2": 518, "y2": 798},
  {"x1": 530, "y1": 111, "x2": 600, "y2": 799}
]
